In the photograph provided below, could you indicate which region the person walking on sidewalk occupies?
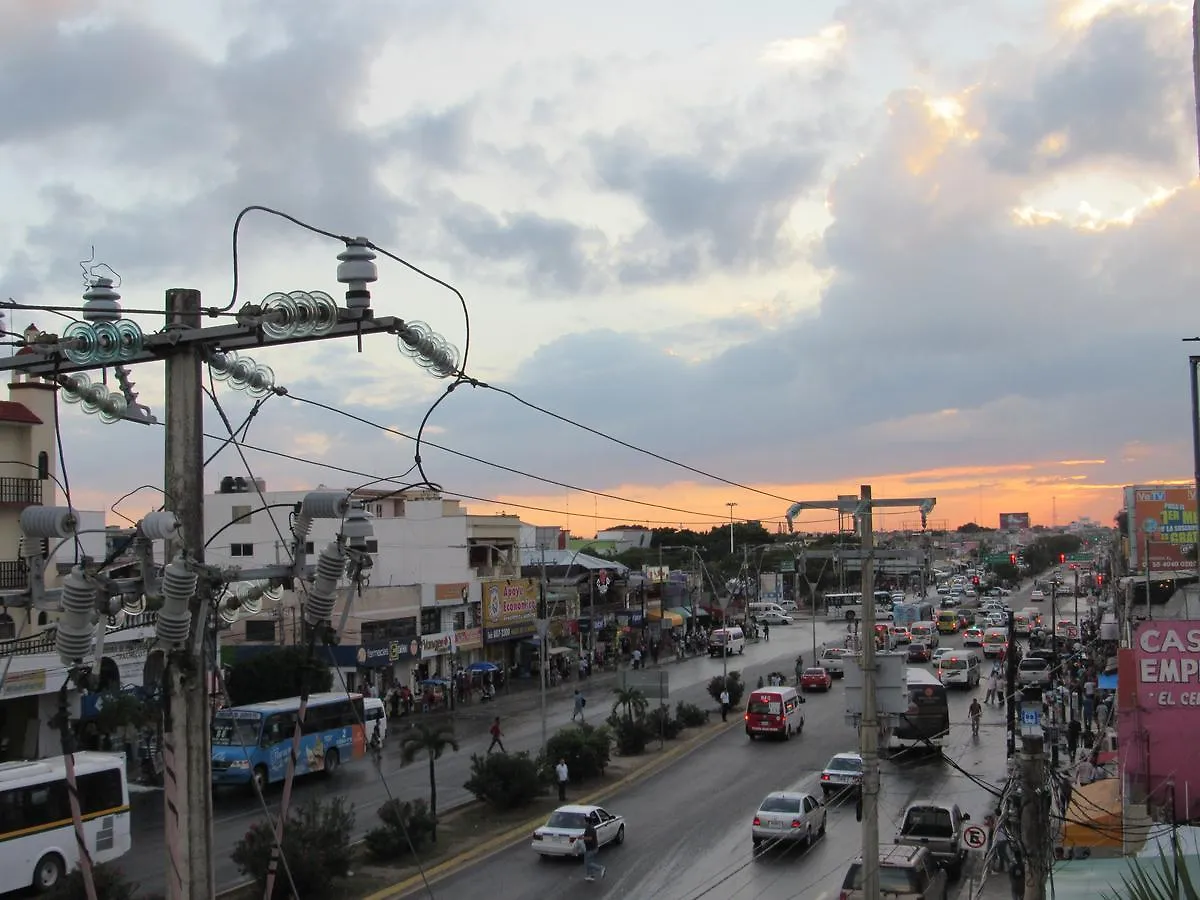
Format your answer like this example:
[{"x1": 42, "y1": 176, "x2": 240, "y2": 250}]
[
  {"x1": 572, "y1": 689, "x2": 586, "y2": 723},
  {"x1": 1067, "y1": 717, "x2": 1082, "y2": 763},
  {"x1": 985, "y1": 669, "x2": 999, "y2": 705},
  {"x1": 487, "y1": 716, "x2": 505, "y2": 754},
  {"x1": 719, "y1": 687, "x2": 731, "y2": 722},
  {"x1": 556, "y1": 758, "x2": 569, "y2": 801},
  {"x1": 762, "y1": 622, "x2": 770, "y2": 642},
  {"x1": 582, "y1": 818, "x2": 605, "y2": 882}
]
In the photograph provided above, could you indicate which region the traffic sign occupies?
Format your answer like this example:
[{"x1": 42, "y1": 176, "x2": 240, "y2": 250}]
[
  {"x1": 779, "y1": 559, "x2": 796, "y2": 572},
  {"x1": 1020, "y1": 708, "x2": 1040, "y2": 727},
  {"x1": 962, "y1": 825, "x2": 988, "y2": 851}
]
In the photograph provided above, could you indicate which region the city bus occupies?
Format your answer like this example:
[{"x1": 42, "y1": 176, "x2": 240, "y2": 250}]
[
  {"x1": 888, "y1": 667, "x2": 951, "y2": 753},
  {"x1": 211, "y1": 692, "x2": 367, "y2": 792},
  {"x1": 0, "y1": 752, "x2": 131, "y2": 894}
]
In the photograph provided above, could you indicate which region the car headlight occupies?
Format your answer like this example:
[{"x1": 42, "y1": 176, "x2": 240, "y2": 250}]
[{"x1": 228, "y1": 759, "x2": 250, "y2": 769}]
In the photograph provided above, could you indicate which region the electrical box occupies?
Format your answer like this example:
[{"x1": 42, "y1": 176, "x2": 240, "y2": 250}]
[{"x1": 844, "y1": 652, "x2": 910, "y2": 719}]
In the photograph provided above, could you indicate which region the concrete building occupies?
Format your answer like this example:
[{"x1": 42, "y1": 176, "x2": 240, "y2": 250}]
[{"x1": 208, "y1": 481, "x2": 527, "y2": 691}]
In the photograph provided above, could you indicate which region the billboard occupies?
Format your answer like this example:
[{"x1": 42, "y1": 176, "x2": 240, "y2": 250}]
[
  {"x1": 998, "y1": 512, "x2": 1031, "y2": 531},
  {"x1": 1118, "y1": 622, "x2": 1200, "y2": 821},
  {"x1": 1125, "y1": 484, "x2": 1197, "y2": 571},
  {"x1": 480, "y1": 577, "x2": 538, "y2": 643}
]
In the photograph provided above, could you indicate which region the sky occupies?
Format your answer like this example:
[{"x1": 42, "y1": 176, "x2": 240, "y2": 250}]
[{"x1": 0, "y1": 0, "x2": 1196, "y2": 537}]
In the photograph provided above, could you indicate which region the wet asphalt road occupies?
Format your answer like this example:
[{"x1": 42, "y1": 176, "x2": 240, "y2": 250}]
[
  {"x1": 419, "y1": 637, "x2": 1012, "y2": 900},
  {"x1": 124, "y1": 618, "x2": 853, "y2": 896}
]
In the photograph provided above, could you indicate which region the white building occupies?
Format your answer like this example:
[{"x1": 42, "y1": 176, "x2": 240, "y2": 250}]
[
  {"x1": 595, "y1": 527, "x2": 654, "y2": 552},
  {"x1": 206, "y1": 480, "x2": 524, "y2": 690}
]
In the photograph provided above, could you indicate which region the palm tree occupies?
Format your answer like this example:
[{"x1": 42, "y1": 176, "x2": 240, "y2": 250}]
[
  {"x1": 611, "y1": 686, "x2": 648, "y2": 721},
  {"x1": 400, "y1": 723, "x2": 459, "y2": 842}
]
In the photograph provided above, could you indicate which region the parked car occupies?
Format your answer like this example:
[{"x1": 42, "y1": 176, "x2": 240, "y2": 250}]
[
  {"x1": 751, "y1": 791, "x2": 826, "y2": 851},
  {"x1": 820, "y1": 751, "x2": 863, "y2": 800},
  {"x1": 531, "y1": 805, "x2": 625, "y2": 857},
  {"x1": 896, "y1": 801, "x2": 970, "y2": 877},
  {"x1": 800, "y1": 667, "x2": 833, "y2": 692},
  {"x1": 819, "y1": 647, "x2": 850, "y2": 678},
  {"x1": 840, "y1": 845, "x2": 947, "y2": 899}
]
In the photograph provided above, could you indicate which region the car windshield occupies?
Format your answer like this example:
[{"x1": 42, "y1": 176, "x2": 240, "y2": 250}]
[
  {"x1": 827, "y1": 757, "x2": 862, "y2": 773},
  {"x1": 546, "y1": 811, "x2": 589, "y2": 829},
  {"x1": 842, "y1": 863, "x2": 919, "y2": 893},
  {"x1": 902, "y1": 806, "x2": 954, "y2": 838},
  {"x1": 940, "y1": 659, "x2": 968, "y2": 670},
  {"x1": 211, "y1": 714, "x2": 262, "y2": 747},
  {"x1": 1020, "y1": 659, "x2": 1048, "y2": 670},
  {"x1": 759, "y1": 796, "x2": 802, "y2": 814}
]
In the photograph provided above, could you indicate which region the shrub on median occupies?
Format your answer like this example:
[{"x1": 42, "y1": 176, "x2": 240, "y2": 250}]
[
  {"x1": 707, "y1": 671, "x2": 745, "y2": 709},
  {"x1": 543, "y1": 723, "x2": 612, "y2": 780},
  {"x1": 646, "y1": 705, "x2": 684, "y2": 740},
  {"x1": 606, "y1": 712, "x2": 656, "y2": 755},
  {"x1": 231, "y1": 796, "x2": 354, "y2": 899},
  {"x1": 364, "y1": 798, "x2": 437, "y2": 862},
  {"x1": 675, "y1": 701, "x2": 710, "y2": 727},
  {"x1": 463, "y1": 751, "x2": 546, "y2": 810}
]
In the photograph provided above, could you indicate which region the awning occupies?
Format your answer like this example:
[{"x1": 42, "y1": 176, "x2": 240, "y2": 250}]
[
  {"x1": 648, "y1": 609, "x2": 684, "y2": 627},
  {"x1": 670, "y1": 607, "x2": 693, "y2": 619},
  {"x1": 1062, "y1": 778, "x2": 1122, "y2": 849},
  {"x1": 1098, "y1": 673, "x2": 1117, "y2": 691}
]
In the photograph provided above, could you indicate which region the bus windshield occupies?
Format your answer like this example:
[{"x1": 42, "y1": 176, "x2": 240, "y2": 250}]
[{"x1": 211, "y1": 713, "x2": 262, "y2": 747}]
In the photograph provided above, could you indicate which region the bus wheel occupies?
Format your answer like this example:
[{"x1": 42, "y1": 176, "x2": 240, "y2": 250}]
[
  {"x1": 33, "y1": 853, "x2": 65, "y2": 893},
  {"x1": 323, "y1": 749, "x2": 340, "y2": 776},
  {"x1": 252, "y1": 766, "x2": 268, "y2": 794}
]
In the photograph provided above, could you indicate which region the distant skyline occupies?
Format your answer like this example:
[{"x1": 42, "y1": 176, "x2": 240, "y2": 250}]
[{"x1": 2, "y1": 1, "x2": 1196, "y2": 536}]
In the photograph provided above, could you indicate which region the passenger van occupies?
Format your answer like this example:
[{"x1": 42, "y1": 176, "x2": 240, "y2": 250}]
[
  {"x1": 748, "y1": 602, "x2": 788, "y2": 618},
  {"x1": 982, "y1": 628, "x2": 1009, "y2": 659},
  {"x1": 910, "y1": 622, "x2": 939, "y2": 650},
  {"x1": 1013, "y1": 613, "x2": 1031, "y2": 636},
  {"x1": 364, "y1": 696, "x2": 388, "y2": 746},
  {"x1": 745, "y1": 686, "x2": 805, "y2": 740},
  {"x1": 709, "y1": 626, "x2": 746, "y2": 656},
  {"x1": 936, "y1": 609, "x2": 959, "y2": 635},
  {"x1": 936, "y1": 652, "x2": 980, "y2": 689}
]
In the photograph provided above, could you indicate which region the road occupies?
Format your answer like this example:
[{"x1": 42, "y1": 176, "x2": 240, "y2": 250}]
[
  {"x1": 124, "y1": 619, "x2": 851, "y2": 896},
  {"x1": 419, "y1": 586, "x2": 1047, "y2": 900}
]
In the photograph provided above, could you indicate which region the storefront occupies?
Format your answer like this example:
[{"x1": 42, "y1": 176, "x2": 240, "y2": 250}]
[
  {"x1": 480, "y1": 577, "x2": 538, "y2": 674},
  {"x1": 454, "y1": 627, "x2": 483, "y2": 666},
  {"x1": 420, "y1": 631, "x2": 456, "y2": 677},
  {"x1": 356, "y1": 638, "x2": 419, "y2": 692}
]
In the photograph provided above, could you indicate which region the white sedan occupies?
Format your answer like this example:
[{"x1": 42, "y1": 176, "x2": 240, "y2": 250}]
[{"x1": 532, "y1": 805, "x2": 625, "y2": 858}]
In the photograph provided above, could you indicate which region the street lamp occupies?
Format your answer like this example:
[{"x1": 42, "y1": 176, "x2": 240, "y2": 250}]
[
  {"x1": 726, "y1": 502, "x2": 738, "y2": 555},
  {"x1": 535, "y1": 617, "x2": 550, "y2": 751}
]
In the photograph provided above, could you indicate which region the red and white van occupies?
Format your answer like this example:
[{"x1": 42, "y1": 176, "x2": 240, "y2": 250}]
[{"x1": 745, "y1": 686, "x2": 805, "y2": 740}]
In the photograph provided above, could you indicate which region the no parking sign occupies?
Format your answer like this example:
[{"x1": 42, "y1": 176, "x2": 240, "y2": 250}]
[{"x1": 963, "y1": 825, "x2": 988, "y2": 851}]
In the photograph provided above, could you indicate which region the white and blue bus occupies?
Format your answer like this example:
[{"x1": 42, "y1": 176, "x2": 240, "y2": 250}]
[
  {"x1": 211, "y1": 692, "x2": 367, "y2": 792},
  {"x1": 0, "y1": 752, "x2": 131, "y2": 894},
  {"x1": 888, "y1": 667, "x2": 951, "y2": 752}
]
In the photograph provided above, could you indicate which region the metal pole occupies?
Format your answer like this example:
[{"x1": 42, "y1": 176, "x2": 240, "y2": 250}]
[
  {"x1": 161, "y1": 287, "x2": 215, "y2": 900},
  {"x1": 1146, "y1": 532, "x2": 1153, "y2": 622},
  {"x1": 589, "y1": 576, "x2": 596, "y2": 655},
  {"x1": 727, "y1": 502, "x2": 737, "y2": 555},
  {"x1": 537, "y1": 618, "x2": 548, "y2": 750},
  {"x1": 858, "y1": 484, "x2": 881, "y2": 900},
  {"x1": 1074, "y1": 570, "x2": 1080, "y2": 623},
  {"x1": 1006, "y1": 610, "x2": 1018, "y2": 760},
  {"x1": 1191, "y1": 357, "x2": 1200, "y2": 619}
]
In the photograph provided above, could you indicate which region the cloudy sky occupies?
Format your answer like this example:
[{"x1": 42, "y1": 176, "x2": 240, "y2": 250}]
[{"x1": 1, "y1": 0, "x2": 1196, "y2": 536}]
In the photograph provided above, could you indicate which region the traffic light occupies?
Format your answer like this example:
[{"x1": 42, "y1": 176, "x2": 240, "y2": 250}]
[
  {"x1": 1059, "y1": 553, "x2": 1066, "y2": 564},
  {"x1": 972, "y1": 576, "x2": 980, "y2": 585},
  {"x1": 1009, "y1": 553, "x2": 1017, "y2": 565},
  {"x1": 1096, "y1": 575, "x2": 1103, "y2": 587}
]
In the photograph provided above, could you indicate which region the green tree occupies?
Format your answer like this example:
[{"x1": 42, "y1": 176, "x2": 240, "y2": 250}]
[
  {"x1": 990, "y1": 562, "x2": 1019, "y2": 583},
  {"x1": 400, "y1": 724, "x2": 459, "y2": 842},
  {"x1": 225, "y1": 646, "x2": 332, "y2": 707},
  {"x1": 1104, "y1": 839, "x2": 1200, "y2": 899},
  {"x1": 611, "y1": 686, "x2": 648, "y2": 721}
]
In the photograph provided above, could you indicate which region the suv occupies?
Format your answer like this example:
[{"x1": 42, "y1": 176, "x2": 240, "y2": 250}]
[
  {"x1": 839, "y1": 844, "x2": 947, "y2": 899},
  {"x1": 895, "y1": 801, "x2": 970, "y2": 877},
  {"x1": 1018, "y1": 656, "x2": 1053, "y2": 687}
]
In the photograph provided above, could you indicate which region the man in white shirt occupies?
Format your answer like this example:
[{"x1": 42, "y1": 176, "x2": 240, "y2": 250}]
[
  {"x1": 556, "y1": 758, "x2": 569, "y2": 801},
  {"x1": 719, "y1": 688, "x2": 731, "y2": 722}
]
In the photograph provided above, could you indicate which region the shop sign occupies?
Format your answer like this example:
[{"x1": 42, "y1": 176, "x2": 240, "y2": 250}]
[
  {"x1": 356, "y1": 640, "x2": 419, "y2": 668},
  {"x1": 483, "y1": 621, "x2": 538, "y2": 643},
  {"x1": 435, "y1": 582, "x2": 471, "y2": 605},
  {"x1": 455, "y1": 627, "x2": 483, "y2": 650},
  {"x1": 2, "y1": 669, "x2": 46, "y2": 697},
  {"x1": 481, "y1": 578, "x2": 537, "y2": 631},
  {"x1": 421, "y1": 631, "x2": 456, "y2": 658}
]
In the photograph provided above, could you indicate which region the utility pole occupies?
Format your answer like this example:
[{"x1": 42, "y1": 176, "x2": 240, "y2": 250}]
[
  {"x1": 784, "y1": 487, "x2": 935, "y2": 900},
  {"x1": 161, "y1": 288, "x2": 214, "y2": 900},
  {"x1": 1019, "y1": 692, "x2": 1049, "y2": 900},
  {"x1": 1006, "y1": 609, "x2": 1018, "y2": 760},
  {"x1": 858, "y1": 485, "x2": 882, "y2": 900},
  {"x1": 1073, "y1": 569, "x2": 1080, "y2": 623},
  {"x1": 726, "y1": 502, "x2": 738, "y2": 555}
]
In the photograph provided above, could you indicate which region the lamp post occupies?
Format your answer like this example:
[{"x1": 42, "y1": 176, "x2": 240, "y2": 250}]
[
  {"x1": 1143, "y1": 519, "x2": 1158, "y2": 622},
  {"x1": 726, "y1": 502, "x2": 738, "y2": 555},
  {"x1": 535, "y1": 617, "x2": 550, "y2": 751}
]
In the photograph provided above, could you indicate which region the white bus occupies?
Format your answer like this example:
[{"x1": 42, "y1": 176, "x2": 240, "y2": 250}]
[{"x1": 0, "y1": 752, "x2": 131, "y2": 893}]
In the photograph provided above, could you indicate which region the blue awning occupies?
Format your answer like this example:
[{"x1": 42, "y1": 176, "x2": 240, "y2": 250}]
[{"x1": 1098, "y1": 673, "x2": 1117, "y2": 691}]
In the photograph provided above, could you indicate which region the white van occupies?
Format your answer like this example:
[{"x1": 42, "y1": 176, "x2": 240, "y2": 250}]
[
  {"x1": 708, "y1": 626, "x2": 746, "y2": 656},
  {"x1": 937, "y1": 652, "x2": 981, "y2": 689},
  {"x1": 748, "y1": 602, "x2": 788, "y2": 618},
  {"x1": 364, "y1": 696, "x2": 388, "y2": 746}
]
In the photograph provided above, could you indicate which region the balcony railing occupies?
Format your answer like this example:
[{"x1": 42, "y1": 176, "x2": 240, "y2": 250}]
[
  {"x1": 0, "y1": 559, "x2": 28, "y2": 590},
  {"x1": 0, "y1": 632, "x2": 56, "y2": 658},
  {"x1": 0, "y1": 477, "x2": 42, "y2": 507}
]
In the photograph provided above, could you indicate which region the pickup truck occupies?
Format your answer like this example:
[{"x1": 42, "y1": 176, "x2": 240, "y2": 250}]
[
  {"x1": 818, "y1": 647, "x2": 849, "y2": 677},
  {"x1": 895, "y1": 801, "x2": 971, "y2": 878}
]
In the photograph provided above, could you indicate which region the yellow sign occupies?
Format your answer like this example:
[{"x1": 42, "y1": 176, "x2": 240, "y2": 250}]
[
  {"x1": 480, "y1": 578, "x2": 538, "y2": 642},
  {"x1": 2, "y1": 669, "x2": 46, "y2": 696}
]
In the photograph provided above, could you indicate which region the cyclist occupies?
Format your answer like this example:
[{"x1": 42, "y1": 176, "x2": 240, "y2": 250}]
[{"x1": 969, "y1": 698, "x2": 983, "y2": 737}]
